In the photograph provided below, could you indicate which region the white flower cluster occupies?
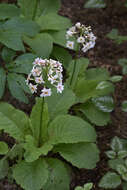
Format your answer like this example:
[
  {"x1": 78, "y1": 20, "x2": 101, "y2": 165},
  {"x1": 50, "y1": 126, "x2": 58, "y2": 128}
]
[
  {"x1": 26, "y1": 58, "x2": 64, "y2": 97},
  {"x1": 66, "y1": 22, "x2": 96, "y2": 53}
]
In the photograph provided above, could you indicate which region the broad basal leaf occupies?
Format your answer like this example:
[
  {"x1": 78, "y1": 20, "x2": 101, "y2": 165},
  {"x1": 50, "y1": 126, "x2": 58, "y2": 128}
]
[
  {"x1": 85, "y1": 68, "x2": 110, "y2": 81},
  {"x1": 45, "y1": 87, "x2": 76, "y2": 121},
  {"x1": 54, "y1": 143, "x2": 99, "y2": 169},
  {"x1": 37, "y1": 13, "x2": 71, "y2": 31},
  {"x1": 7, "y1": 73, "x2": 28, "y2": 103},
  {"x1": 1, "y1": 47, "x2": 16, "y2": 63},
  {"x1": 92, "y1": 96, "x2": 114, "y2": 112},
  {"x1": 43, "y1": 158, "x2": 70, "y2": 190},
  {"x1": 13, "y1": 158, "x2": 49, "y2": 190},
  {"x1": 0, "y1": 27, "x2": 24, "y2": 51},
  {"x1": 39, "y1": 0, "x2": 61, "y2": 15},
  {"x1": 48, "y1": 115, "x2": 96, "y2": 145},
  {"x1": 4, "y1": 17, "x2": 40, "y2": 37},
  {"x1": 24, "y1": 33, "x2": 53, "y2": 57},
  {"x1": 0, "y1": 159, "x2": 9, "y2": 179},
  {"x1": 0, "y1": 3, "x2": 20, "y2": 20},
  {"x1": 99, "y1": 172, "x2": 121, "y2": 189},
  {"x1": 80, "y1": 101, "x2": 110, "y2": 126},
  {"x1": 0, "y1": 68, "x2": 6, "y2": 98},
  {"x1": 0, "y1": 141, "x2": 8, "y2": 155}
]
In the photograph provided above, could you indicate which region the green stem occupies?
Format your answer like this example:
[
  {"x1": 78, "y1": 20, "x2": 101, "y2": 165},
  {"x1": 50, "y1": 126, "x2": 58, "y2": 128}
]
[
  {"x1": 39, "y1": 97, "x2": 44, "y2": 146},
  {"x1": 70, "y1": 58, "x2": 77, "y2": 87},
  {"x1": 32, "y1": 0, "x2": 39, "y2": 20}
]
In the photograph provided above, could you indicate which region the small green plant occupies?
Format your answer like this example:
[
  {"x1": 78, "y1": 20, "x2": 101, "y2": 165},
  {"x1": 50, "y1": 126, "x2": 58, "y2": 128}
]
[
  {"x1": 99, "y1": 136, "x2": 127, "y2": 189},
  {"x1": 84, "y1": 0, "x2": 106, "y2": 8},
  {"x1": 118, "y1": 58, "x2": 127, "y2": 75},
  {"x1": 107, "y1": 29, "x2": 127, "y2": 44},
  {"x1": 75, "y1": 182, "x2": 93, "y2": 190}
]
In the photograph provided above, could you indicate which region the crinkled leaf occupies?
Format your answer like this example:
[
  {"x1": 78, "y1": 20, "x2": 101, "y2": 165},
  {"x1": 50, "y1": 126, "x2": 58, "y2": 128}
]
[
  {"x1": 105, "y1": 150, "x2": 116, "y2": 159},
  {"x1": 109, "y1": 75, "x2": 122, "y2": 82},
  {"x1": 118, "y1": 150, "x2": 127, "y2": 159},
  {"x1": 108, "y1": 158, "x2": 125, "y2": 170},
  {"x1": 92, "y1": 96, "x2": 114, "y2": 112},
  {"x1": 37, "y1": 13, "x2": 71, "y2": 31},
  {"x1": 111, "y1": 136, "x2": 123, "y2": 152},
  {"x1": 0, "y1": 159, "x2": 9, "y2": 179},
  {"x1": 117, "y1": 164, "x2": 127, "y2": 176},
  {"x1": 122, "y1": 101, "x2": 127, "y2": 112},
  {"x1": 13, "y1": 158, "x2": 49, "y2": 190},
  {"x1": 0, "y1": 3, "x2": 20, "y2": 20},
  {"x1": 7, "y1": 73, "x2": 28, "y2": 103},
  {"x1": 48, "y1": 115, "x2": 96, "y2": 145},
  {"x1": 0, "y1": 141, "x2": 8, "y2": 155},
  {"x1": 54, "y1": 143, "x2": 99, "y2": 169},
  {"x1": 52, "y1": 46, "x2": 72, "y2": 69},
  {"x1": 80, "y1": 101, "x2": 110, "y2": 126},
  {"x1": 43, "y1": 158, "x2": 70, "y2": 190},
  {"x1": 99, "y1": 172, "x2": 121, "y2": 189},
  {"x1": 118, "y1": 58, "x2": 127, "y2": 75},
  {"x1": 0, "y1": 68, "x2": 6, "y2": 98},
  {"x1": 85, "y1": 0, "x2": 106, "y2": 8},
  {"x1": 24, "y1": 33, "x2": 53, "y2": 58},
  {"x1": 45, "y1": 87, "x2": 76, "y2": 121}
]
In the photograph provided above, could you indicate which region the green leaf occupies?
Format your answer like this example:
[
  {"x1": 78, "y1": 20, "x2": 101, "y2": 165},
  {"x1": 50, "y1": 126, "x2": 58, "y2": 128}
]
[
  {"x1": 111, "y1": 136, "x2": 123, "y2": 152},
  {"x1": 52, "y1": 46, "x2": 72, "y2": 69},
  {"x1": 118, "y1": 58, "x2": 127, "y2": 75},
  {"x1": 80, "y1": 101, "x2": 110, "y2": 126},
  {"x1": 3, "y1": 17, "x2": 40, "y2": 37},
  {"x1": 48, "y1": 115, "x2": 96, "y2": 144},
  {"x1": 30, "y1": 98, "x2": 49, "y2": 144},
  {"x1": 8, "y1": 144, "x2": 23, "y2": 159},
  {"x1": 18, "y1": 0, "x2": 37, "y2": 19},
  {"x1": 0, "y1": 102, "x2": 30, "y2": 140},
  {"x1": 13, "y1": 158, "x2": 49, "y2": 190},
  {"x1": 7, "y1": 73, "x2": 28, "y2": 103},
  {"x1": 83, "y1": 183, "x2": 93, "y2": 190},
  {"x1": 96, "y1": 81, "x2": 112, "y2": 90},
  {"x1": 92, "y1": 96, "x2": 114, "y2": 112},
  {"x1": 0, "y1": 141, "x2": 8, "y2": 155},
  {"x1": 122, "y1": 101, "x2": 127, "y2": 112},
  {"x1": 117, "y1": 164, "x2": 127, "y2": 176},
  {"x1": 85, "y1": 68, "x2": 110, "y2": 81},
  {"x1": 0, "y1": 112, "x2": 24, "y2": 141},
  {"x1": 0, "y1": 68, "x2": 6, "y2": 98},
  {"x1": 45, "y1": 87, "x2": 76, "y2": 121},
  {"x1": 1, "y1": 47, "x2": 16, "y2": 63},
  {"x1": 108, "y1": 158, "x2": 125, "y2": 170},
  {"x1": 0, "y1": 3, "x2": 20, "y2": 20},
  {"x1": 74, "y1": 78, "x2": 114, "y2": 102},
  {"x1": 118, "y1": 150, "x2": 127, "y2": 159},
  {"x1": 107, "y1": 29, "x2": 127, "y2": 44},
  {"x1": 54, "y1": 143, "x2": 99, "y2": 169},
  {"x1": 0, "y1": 27, "x2": 24, "y2": 51},
  {"x1": 37, "y1": 13, "x2": 71, "y2": 31},
  {"x1": 39, "y1": 0, "x2": 61, "y2": 15},
  {"x1": 24, "y1": 33, "x2": 53, "y2": 58},
  {"x1": 84, "y1": 0, "x2": 106, "y2": 8},
  {"x1": 23, "y1": 135, "x2": 53, "y2": 162},
  {"x1": 105, "y1": 150, "x2": 116, "y2": 159},
  {"x1": 12, "y1": 53, "x2": 36, "y2": 74},
  {"x1": 99, "y1": 172, "x2": 121, "y2": 189},
  {"x1": 43, "y1": 158, "x2": 70, "y2": 190},
  {"x1": 109, "y1": 75, "x2": 122, "y2": 82},
  {"x1": 0, "y1": 159, "x2": 9, "y2": 179}
]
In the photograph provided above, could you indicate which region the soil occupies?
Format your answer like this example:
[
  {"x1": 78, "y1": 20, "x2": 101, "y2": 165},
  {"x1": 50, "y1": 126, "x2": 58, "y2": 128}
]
[{"x1": 0, "y1": 0, "x2": 127, "y2": 189}]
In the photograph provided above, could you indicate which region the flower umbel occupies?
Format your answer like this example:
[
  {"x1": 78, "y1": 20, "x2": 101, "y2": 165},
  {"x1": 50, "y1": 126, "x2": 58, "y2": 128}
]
[
  {"x1": 66, "y1": 22, "x2": 96, "y2": 52},
  {"x1": 26, "y1": 58, "x2": 64, "y2": 97}
]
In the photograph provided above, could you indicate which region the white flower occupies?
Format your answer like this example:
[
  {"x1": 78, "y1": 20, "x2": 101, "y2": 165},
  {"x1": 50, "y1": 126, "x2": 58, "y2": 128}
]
[
  {"x1": 57, "y1": 83, "x2": 64, "y2": 93},
  {"x1": 69, "y1": 26, "x2": 76, "y2": 33},
  {"x1": 33, "y1": 58, "x2": 41, "y2": 65},
  {"x1": 75, "y1": 22, "x2": 81, "y2": 28},
  {"x1": 66, "y1": 41, "x2": 74, "y2": 50},
  {"x1": 82, "y1": 44, "x2": 89, "y2": 53},
  {"x1": 40, "y1": 88, "x2": 52, "y2": 97},
  {"x1": 66, "y1": 30, "x2": 73, "y2": 39},
  {"x1": 35, "y1": 76, "x2": 44, "y2": 84},
  {"x1": 77, "y1": 36, "x2": 85, "y2": 44},
  {"x1": 31, "y1": 66, "x2": 41, "y2": 76},
  {"x1": 29, "y1": 83, "x2": 37, "y2": 93}
]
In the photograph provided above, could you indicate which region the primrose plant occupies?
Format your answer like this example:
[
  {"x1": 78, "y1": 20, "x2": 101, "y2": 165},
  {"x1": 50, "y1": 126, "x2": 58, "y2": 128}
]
[
  {"x1": 99, "y1": 136, "x2": 127, "y2": 190},
  {"x1": 0, "y1": 58, "x2": 99, "y2": 190}
]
